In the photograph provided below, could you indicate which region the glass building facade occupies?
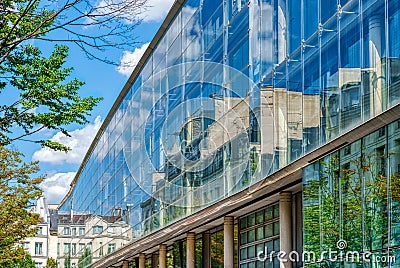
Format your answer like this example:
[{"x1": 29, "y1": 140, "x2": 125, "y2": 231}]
[
  {"x1": 304, "y1": 120, "x2": 400, "y2": 267},
  {"x1": 57, "y1": 0, "x2": 400, "y2": 267}
]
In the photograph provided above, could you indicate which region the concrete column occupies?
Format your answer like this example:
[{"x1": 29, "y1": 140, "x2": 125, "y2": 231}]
[
  {"x1": 159, "y1": 244, "x2": 167, "y2": 268},
  {"x1": 202, "y1": 233, "x2": 211, "y2": 268},
  {"x1": 138, "y1": 253, "x2": 146, "y2": 268},
  {"x1": 122, "y1": 260, "x2": 129, "y2": 268},
  {"x1": 224, "y1": 216, "x2": 234, "y2": 268},
  {"x1": 280, "y1": 192, "x2": 292, "y2": 268},
  {"x1": 187, "y1": 232, "x2": 196, "y2": 268}
]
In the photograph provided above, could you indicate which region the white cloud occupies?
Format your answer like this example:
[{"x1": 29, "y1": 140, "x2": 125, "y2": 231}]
[
  {"x1": 139, "y1": 0, "x2": 175, "y2": 22},
  {"x1": 90, "y1": 0, "x2": 174, "y2": 25},
  {"x1": 32, "y1": 116, "x2": 102, "y2": 164},
  {"x1": 117, "y1": 42, "x2": 150, "y2": 77},
  {"x1": 41, "y1": 172, "x2": 76, "y2": 204}
]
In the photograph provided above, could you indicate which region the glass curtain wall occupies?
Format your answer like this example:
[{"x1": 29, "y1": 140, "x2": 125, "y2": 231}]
[{"x1": 303, "y1": 120, "x2": 400, "y2": 266}]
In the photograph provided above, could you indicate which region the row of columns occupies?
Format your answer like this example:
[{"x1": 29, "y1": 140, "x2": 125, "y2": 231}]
[{"x1": 118, "y1": 192, "x2": 292, "y2": 268}]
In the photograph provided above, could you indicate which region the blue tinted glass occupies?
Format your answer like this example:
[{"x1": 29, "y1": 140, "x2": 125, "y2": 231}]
[
  {"x1": 303, "y1": 0, "x2": 318, "y2": 40},
  {"x1": 339, "y1": 6, "x2": 360, "y2": 68},
  {"x1": 167, "y1": 34, "x2": 182, "y2": 66},
  {"x1": 228, "y1": 0, "x2": 248, "y2": 21},
  {"x1": 205, "y1": 36, "x2": 223, "y2": 62},
  {"x1": 202, "y1": 0, "x2": 221, "y2": 23},
  {"x1": 388, "y1": 0, "x2": 400, "y2": 107},
  {"x1": 228, "y1": 8, "x2": 249, "y2": 75},
  {"x1": 183, "y1": 11, "x2": 200, "y2": 50},
  {"x1": 321, "y1": 0, "x2": 337, "y2": 24},
  {"x1": 203, "y1": 5, "x2": 223, "y2": 50},
  {"x1": 228, "y1": 4, "x2": 249, "y2": 45},
  {"x1": 288, "y1": 0, "x2": 301, "y2": 53},
  {"x1": 389, "y1": 0, "x2": 400, "y2": 57},
  {"x1": 185, "y1": 0, "x2": 199, "y2": 8},
  {"x1": 340, "y1": 0, "x2": 350, "y2": 6},
  {"x1": 229, "y1": 38, "x2": 249, "y2": 72}
]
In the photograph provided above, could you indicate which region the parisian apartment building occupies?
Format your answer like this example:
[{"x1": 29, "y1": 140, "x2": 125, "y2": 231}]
[
  {"x1": 21, "y1": 198, "x2": 133, "y2": 268},
  {"x1": 19, "y1": 197, "x2": 57, "y2": 268}
]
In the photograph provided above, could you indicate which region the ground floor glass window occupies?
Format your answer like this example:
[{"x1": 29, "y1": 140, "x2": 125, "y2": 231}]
[{"x1": 238, "y1": 204, "x2": 279, "y2": 268}]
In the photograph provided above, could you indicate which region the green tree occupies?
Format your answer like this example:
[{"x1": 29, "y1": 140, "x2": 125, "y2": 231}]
[
  {"x1": 0, "y1": 44, "x2": 102, "y2": 151},
  {"x1": 2, "y1": 248, "x2": 36, "y2": 268},
  {"x1": 0, "y1": 146, "x2": 43, "y2": 266},
  {"x1": 45, "y1": 257, "x2": 57, "y2": 268},
  {"x1": 64, "y1": 254, "x2": 71, "y2": 268},
  {"x1": 78, "y1": 248, "x2": 92, "y2": 268}
]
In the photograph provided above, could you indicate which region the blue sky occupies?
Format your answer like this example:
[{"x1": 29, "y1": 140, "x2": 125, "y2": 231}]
[{"x1": 22, "y1": 0, "x2": 175, "y2": 204}]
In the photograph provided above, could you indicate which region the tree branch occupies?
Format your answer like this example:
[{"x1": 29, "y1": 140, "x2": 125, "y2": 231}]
[{"x1": 6, "y1": 125, "x2": 46, "y2": 144}]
